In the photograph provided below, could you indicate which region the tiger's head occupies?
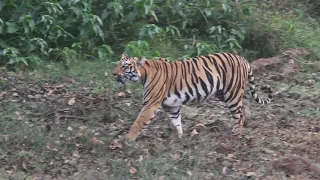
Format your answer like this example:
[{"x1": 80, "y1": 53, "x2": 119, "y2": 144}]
[{"x1": 113, "y1": 53, "x2": 147, "y2": 84}]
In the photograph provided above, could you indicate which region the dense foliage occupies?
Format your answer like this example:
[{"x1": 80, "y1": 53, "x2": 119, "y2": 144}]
[{"x1": 0, "y1": 0, "x2": 319, "y2": 71}]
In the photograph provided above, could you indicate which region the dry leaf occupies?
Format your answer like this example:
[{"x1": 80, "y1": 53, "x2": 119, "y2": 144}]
[
  {"x1": 27, "y1": 95, "x2": 34, "y2": 99},
  {"x1": 171, "y1": 152, "x2": 180, "y2": 159},
  {"x1": 72, "y1": 78, "x2": 76, "y2": 84},
  {"x1": 195, "y1": 123, "x2": 205, "y2": 127},
  {"x1": 143, "y1": 149, "x2": 150, "y2": 156},
  {"x1": 18, "y1": 71, "x2": 24, "y2": 76},
  {"x1": 130, "y1": 167, "x2": 137, "y2": 174},
  {"x1": 227, "y1": 154, "x2": 235, "y2": 159},
  {"x1": 245, "y1": 171, "x2": 257, "y2": 177},
  {"x1": 92, "y1": 137, "x2": 105, "y2": 145},
  {"x1": 49, "y1": 162, "x2": 54, "y2": 166},
  {"x1": 6, "y1": 169, "x2": 16, "y2": 175},
  {"x1": 187, "y1": 170, "x2": 192, "y2": 176},
  {"x1": 48, "y1": 89, "x2": 54, "y2": 95},
  {"x1": 22, "y1": 161, "x2": 28, "y2": 170},
  {"x1": 0, "y1": 91, "x2": 7, "y2": 100},
  {"x1": 126, "y1": 89, "x2": 133, "y2": 94},
  {"x1": 46, "y1": 145, "x2": 58, "y2": 151},
  {"x1": 12, "y1": 92, "x2": 19, "y2": 97},
  {"x1": 67, "y1": 126, "x2": 73, "y2": 131},
  {"x1": 72, "y1": 150, "x2": 80, "y2": 158},
  {"x1": 190, "y1": 129, "x2": 199, "y2": 136},
  {"x1": 109, "y1": 139, "x2": 122, "y2": 149},
  {"x1": 222, "y1": 167, "x2": 227, "y2": 174},
  {"x1": 1, "y1": 134, "x2": 9, "y2": 142},
  {"x1": 76, "y1": 144, "x2": 83, "y2": 148},
  {"x1": 75, "y1": 131, "x2": 86, "y2": 137},
  {"x1": 68, "y1": 98, "x2": 76, "y2": 105},
  {"x1": 307, "y1": 79, "x2": 316, "y2": 87},
  {"x1": 15, "y1": 111, "x2": 23, "y2": 120},
  {"x1": 138, "y1": 155, "x2": 144, "y2": 162},
  {"x1": 116, "y1": 92, "x2": 126, "y2": 98},
  {"x1": 79, "y1": 126, "x2": 87, "y2": 130}
]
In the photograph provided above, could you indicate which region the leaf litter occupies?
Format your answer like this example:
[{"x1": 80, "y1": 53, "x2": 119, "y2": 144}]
[{"x1": 0, "y1": 49, "x2": 320, "y2": 179}]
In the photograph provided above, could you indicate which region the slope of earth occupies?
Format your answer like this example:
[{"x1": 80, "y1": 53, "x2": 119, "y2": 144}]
[{"x1": 0, "y1": 56, "x2": 320, "y2": 179}]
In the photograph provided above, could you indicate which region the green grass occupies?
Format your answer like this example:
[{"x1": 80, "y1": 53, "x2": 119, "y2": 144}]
[
  {"x1": 242, "y1": 9, "x2": 320, "y2": 60},
  {"x1": 269, "y1": 12, "x2": 320, "y2": 60}
]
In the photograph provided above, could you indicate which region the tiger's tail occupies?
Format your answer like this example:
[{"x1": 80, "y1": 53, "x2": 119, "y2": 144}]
[{"x1": 247, "y1": 67, "x2": 273, "y2": 105}]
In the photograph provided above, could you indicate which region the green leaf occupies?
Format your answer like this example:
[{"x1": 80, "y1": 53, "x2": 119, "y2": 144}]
[
  {"x1": 8, "y1": 58, "x2": 16, "y2": 64},
  {"x1": 204, "y1": 9, "x2": 212, "y2": 17},
  {"x1": 0, "y1": 18, "x2": 4, "y2": 34},
  {"x1": 6, "y1": 22, "x2": 18, "y2": 34},
  {"x1": 96, "y1": 45, "x2": 114, "y2": 60},
  {"x1": 150, "y1": 11, "x2": 158, "y2": 22},
  {"x1": 21, "y1": 58, "x2": 29, "y2": 66},
  {"x1": 222, "y1": 4, "x2": 231, "y2": 14}
]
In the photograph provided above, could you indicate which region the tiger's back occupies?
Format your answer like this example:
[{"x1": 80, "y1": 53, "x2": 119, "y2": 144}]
[{"x1": 160, "y1": 53, "x2": 252, "y2": 107}]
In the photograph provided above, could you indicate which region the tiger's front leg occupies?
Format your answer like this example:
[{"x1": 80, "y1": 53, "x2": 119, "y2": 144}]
[{"x1": 127, "y1": 105, "x2": 161, "y2": 141}]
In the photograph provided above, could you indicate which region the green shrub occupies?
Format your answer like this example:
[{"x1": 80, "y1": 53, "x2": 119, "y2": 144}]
[{"x1": 0, "y1": 0, "x2": 252, "y2": 70}]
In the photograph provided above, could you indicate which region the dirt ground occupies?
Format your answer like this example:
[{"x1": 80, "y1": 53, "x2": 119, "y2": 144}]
[{"x1": 0, "y1": 54, "x2": 320, "y2": 180}]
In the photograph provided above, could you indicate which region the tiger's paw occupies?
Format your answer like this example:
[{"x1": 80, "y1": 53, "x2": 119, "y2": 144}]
[{"x1": 231, "y1": 124, "x2": 244, "y2": 138}]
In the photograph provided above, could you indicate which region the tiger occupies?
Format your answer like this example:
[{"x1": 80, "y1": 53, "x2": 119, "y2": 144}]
[{"x1": 113, "y1": 53, "x2": 273, "y2": 141}]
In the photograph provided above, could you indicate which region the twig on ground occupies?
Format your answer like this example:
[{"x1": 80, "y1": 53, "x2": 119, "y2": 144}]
[
  {"x1": 113, "y1": 106, "x2": 134, "y2": 116},
  {"x1": 58, "y1": 115, "x2": 86, "y2": 120},
  {"x1": 274, "y1": 84, "x2": 295, "y2": 95}
]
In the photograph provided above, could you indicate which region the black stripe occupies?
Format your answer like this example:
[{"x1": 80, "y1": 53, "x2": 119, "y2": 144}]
[
  {"x1": 186, "y1": 79, "x2": 194, "y2": 96},
  {"x1": 216, "y1": 77, "x2": 221, "y2": 91},
  {"x1": 226, "y1": 65, "x2": 241, "y2": 103},
  {"x1": 228, "y1": 95, "x2": 243, "y2": 109},
  {"x1": 183, "y1": 92, "x2": 190, "y2": 104},
  {"x1": 192, "y1": 58, "x2": 201, "y2": 71},
  {"x1": 141, "y1": 67, "x2": 147, "y2": 85},
  {"x1": 190, "y1": 74, "x2": 201, "y2": 102},
  {"x1": 224, "y1": 56, "x2": 235, "y2": 94},
  {"x1": 230, "y1": 105, "x2": 242, "y2": 114},
  {"x1": 200, "y1": 78, "x2": 209, "y2": 99},
  {"x1": 174, "y1": 88, "x2": 181, "y2": 98},
  {"x1": 169, "y1": 114, "x2": 180, "y2": 119},
  {"x1": 204, "y1": 68, "x2": 214, "y2": 89},
  {"x1": 170, "y1": 109, "x2": 180, "y2": 116},
  {"x1": 214, "y1": 54, "x2": 227, "y2": 73},
  {"x1": 181, "y1": 61, "x2": 186, "y2": 79}
]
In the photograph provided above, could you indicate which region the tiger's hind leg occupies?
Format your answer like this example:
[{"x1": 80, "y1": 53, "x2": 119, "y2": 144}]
[
  {"x1": 163, "y1": 106, "x2": 183, "y2": 138},
  {"x1": 224, "y1": 90, "x2": 246, "y2": 137}
]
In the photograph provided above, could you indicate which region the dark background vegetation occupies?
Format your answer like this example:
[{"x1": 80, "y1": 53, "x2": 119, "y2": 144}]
[
  {"x1": 1, "y1": 0, "x2": 320, "y2": 179},
  {"x1": 0, "y1": 0, "x2": 319, "y2": 72}
]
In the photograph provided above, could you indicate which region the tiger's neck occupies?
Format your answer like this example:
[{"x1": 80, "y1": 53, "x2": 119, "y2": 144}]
[{"x1": 139, "y1": 60, "x2": 172, "y2": 88}]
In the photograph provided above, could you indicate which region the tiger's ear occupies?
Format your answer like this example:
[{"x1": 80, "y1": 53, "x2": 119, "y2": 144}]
[
  {"x1": 138, "y1": 57, "x2": 147, "y2": 66},
  {"x1": 121, "y1": 53, "x2": 128, "y2": 59}
]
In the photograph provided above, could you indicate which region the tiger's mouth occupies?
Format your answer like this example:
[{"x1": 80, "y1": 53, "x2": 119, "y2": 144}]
[
  {"x1": 114, "y1": 75, "x2": 125, "y2": 85},
  {"x1": 114, "y1": 73, "x2": 139, "y2": 84}
]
